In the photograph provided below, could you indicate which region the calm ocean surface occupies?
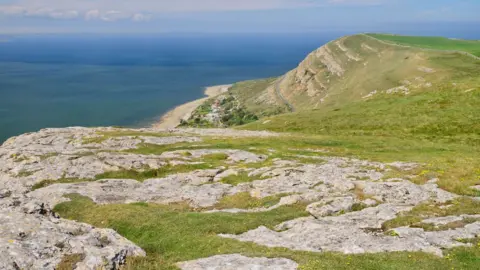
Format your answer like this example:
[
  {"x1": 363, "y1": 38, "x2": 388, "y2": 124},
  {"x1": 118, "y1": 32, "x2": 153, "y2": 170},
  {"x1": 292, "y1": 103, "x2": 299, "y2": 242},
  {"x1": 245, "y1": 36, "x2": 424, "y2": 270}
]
[{"x1": 0, "y1": 33, "x2": 342, "y2": 142}]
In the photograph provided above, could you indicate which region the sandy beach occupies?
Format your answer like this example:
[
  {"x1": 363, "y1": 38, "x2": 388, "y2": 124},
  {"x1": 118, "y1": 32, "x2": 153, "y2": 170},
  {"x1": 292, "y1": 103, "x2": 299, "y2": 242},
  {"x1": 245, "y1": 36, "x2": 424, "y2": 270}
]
[{"x1": 153, "y1": 84, "x2": 231, "y2": 129}]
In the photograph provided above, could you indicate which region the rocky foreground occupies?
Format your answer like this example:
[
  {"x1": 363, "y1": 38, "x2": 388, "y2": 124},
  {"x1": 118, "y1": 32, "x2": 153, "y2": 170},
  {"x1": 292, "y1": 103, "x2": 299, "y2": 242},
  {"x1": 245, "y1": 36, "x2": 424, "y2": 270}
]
[{"x1": 1, "y1": 127, "x2": 479, "y2": 269}]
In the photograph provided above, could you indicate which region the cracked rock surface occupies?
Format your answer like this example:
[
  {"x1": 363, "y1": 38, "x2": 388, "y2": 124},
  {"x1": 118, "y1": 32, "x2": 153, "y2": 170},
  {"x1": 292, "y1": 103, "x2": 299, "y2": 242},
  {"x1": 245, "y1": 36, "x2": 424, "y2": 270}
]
[
  {"x1": 0, "y1": 127, "x2": 277, "y2": 269},
  {"x1": 0, "y1": 127, "x2": 475, "y2": 269},
  {"x1": 0, "y1": 197, "x2": 145, "y2": 270},
  {"x1": 177, "y1": 254, "x2": 298, "y2": 270}
]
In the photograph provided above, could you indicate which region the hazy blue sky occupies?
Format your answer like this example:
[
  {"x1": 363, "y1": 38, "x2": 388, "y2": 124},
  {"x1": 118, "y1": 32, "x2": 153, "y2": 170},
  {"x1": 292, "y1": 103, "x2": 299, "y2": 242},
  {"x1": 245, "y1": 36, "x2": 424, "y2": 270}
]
[{"x1": 0, "y1": 0, "x2": 479, "y2": 33}]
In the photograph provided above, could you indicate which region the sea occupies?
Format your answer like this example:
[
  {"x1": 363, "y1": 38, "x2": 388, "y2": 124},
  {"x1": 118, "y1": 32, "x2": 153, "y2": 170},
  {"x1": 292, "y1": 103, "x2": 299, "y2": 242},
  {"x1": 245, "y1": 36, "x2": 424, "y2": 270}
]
[
  {"x1": 0, "y1": 32, "x2": 344, "y2": 143},
  {"x1": 0, "y1": 26, "x2": 479, "y2": 143}
]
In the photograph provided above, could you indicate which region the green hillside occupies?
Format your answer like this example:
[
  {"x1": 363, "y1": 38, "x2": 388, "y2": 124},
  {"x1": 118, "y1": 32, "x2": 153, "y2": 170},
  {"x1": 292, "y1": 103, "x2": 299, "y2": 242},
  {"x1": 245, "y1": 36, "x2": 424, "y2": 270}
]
[
  {"x1": 273, "y1": 34, "x2": 479, "y2": 111},
  {"x1": 368, "y1": 33, "x2": 480, "y2": 57}
]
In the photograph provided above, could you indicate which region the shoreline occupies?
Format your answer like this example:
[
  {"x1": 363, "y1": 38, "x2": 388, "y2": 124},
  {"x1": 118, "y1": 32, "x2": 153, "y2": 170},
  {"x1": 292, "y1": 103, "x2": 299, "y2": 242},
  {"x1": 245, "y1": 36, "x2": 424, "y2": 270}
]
[{"x1": 152, "y1": 84, "x2": 231, "y2": 129}]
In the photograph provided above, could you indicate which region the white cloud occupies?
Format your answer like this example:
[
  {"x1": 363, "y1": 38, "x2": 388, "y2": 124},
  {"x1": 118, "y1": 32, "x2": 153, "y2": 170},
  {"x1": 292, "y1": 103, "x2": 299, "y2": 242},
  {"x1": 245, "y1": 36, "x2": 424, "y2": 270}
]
[
  {"x1": 0, "y1": 5, "x2": 24, "y2": 15},
  {"x1": 0, "y1": 0, "x2": 388, "y2": 21},
  {"x1": 100, "y1": 10, "x2": 128, "y2": 22},
  {"x1": 328, "y1": 0, "x2": 384, "y2": 5},
  {"x1": 132, "y1": 13, "x2": 152, "y2": 22},
  {"x1": 84, "y1": 9, "x2": 100, "y2": 21}
]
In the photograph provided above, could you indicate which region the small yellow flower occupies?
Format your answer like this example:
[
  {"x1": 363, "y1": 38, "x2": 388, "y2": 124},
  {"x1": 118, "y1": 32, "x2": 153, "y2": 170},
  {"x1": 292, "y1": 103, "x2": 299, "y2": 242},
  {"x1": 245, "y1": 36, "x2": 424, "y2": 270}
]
[{"x1": 8, "y1": 239, "x2": 14, "y2": 244}]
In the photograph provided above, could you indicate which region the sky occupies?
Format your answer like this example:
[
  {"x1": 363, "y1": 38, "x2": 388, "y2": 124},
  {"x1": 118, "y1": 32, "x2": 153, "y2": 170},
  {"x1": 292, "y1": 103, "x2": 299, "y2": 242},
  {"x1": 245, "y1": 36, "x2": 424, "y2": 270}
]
[{"x1": 0, "y1": 0, "x2": 479, "y2": 34}]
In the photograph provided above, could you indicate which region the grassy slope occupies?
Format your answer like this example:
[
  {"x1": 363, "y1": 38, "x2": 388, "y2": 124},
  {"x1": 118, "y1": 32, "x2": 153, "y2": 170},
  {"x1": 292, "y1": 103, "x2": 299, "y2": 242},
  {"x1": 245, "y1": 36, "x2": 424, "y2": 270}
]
[
  {"x1": 368, "y1": 33, "x2": 480, "y2": 57},
  {"x1": 229, "y1": 78, "x2": 287, "y2": 116}
]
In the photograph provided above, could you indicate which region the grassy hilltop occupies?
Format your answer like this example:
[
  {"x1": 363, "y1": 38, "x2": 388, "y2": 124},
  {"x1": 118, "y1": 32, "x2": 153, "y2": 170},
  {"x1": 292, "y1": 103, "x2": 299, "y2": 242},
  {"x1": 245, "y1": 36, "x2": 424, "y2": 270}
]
[
  {"x1": 46, "y1": 34, "x2": 480, "y2": 269},
  {"x1": 368, "y1": 33, "x2": 480, "y2": 57}
]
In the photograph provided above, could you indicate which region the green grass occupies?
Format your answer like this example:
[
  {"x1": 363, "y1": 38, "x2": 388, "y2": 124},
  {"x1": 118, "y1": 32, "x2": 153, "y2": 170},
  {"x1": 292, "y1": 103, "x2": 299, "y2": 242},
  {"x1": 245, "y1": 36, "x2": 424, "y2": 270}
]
[
  {"x1": 368, "y1": 34, "x2": 480, "y2": 57},
  {"x1": 413, "y1": 217, "x2": 480, "y2": 232},
  {"x1": 219, "y1": 171, "x2": 260, "y2": 185},
  {"x1": 56, "y1": 254, "x2": 85, "y2": 270},
  {"x1": 229, "y1": 78, "x2": 288, "y2": 116},
  {"x1": 95, "y1": 163, "x2": 215, "y2": 182},
  {"x1": 242, "y1": 82, "x2": 480, "y2": 142},
  {"x1": 212, "y1": 192, "x2": 288, "y2": 209},
  {"x1": 82, "y1": 130, "x2": 175, "y2": 144},
  {"x1": 54, "y1": 194, "x2": 480, "y2": 270},
  {"x1": 32, "y1": 177, "x2": 92, "y2": 190}
]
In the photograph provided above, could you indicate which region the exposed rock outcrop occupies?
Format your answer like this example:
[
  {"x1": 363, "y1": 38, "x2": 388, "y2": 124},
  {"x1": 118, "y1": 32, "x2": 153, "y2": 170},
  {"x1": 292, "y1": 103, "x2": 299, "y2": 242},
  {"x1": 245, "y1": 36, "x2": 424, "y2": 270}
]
[
  {"x1": 177, "y1": 254, "x2": 298, "y2": 270},
  {"x1": 0, "y1": 127, "x2": 471, "y2": 269}
]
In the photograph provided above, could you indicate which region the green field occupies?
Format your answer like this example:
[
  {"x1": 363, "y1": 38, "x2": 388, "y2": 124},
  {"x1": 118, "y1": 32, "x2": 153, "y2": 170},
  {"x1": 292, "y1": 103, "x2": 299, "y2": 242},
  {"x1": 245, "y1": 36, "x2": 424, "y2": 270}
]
[{"x1": 368, "y1": 33, "x2": 480, "y2": 57}]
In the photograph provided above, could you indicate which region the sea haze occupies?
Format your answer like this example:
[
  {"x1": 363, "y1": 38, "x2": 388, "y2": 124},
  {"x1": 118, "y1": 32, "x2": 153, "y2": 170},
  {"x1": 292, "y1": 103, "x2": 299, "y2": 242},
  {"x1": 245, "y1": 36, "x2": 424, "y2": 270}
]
[{"x1": 0, "y1": 33, "x2": 340, "y2": 142}]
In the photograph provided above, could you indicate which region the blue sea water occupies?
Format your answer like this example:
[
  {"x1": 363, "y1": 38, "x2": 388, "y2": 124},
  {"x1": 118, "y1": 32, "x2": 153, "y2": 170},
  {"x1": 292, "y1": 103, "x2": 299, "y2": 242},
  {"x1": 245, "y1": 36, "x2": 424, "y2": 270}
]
[{"x1": 0, "y1": 33, "x2": 341, "y2": 142}]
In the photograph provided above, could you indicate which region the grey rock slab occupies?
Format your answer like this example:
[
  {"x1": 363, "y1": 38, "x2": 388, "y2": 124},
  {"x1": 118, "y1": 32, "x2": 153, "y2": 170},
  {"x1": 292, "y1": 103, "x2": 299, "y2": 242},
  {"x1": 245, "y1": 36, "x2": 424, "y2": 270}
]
[
  {"x1": 361, "y1": 181, "x2": 457, "y2": 205},
  {"x1": 29, "y1": 170, "x2": 231, "y2": 208},
  {"x1": 177, "y1": 254, "x2": 298, "y2": 270},
  {"x1": 392, "y1": 222, "x2": 480, "y2": 251},
  {"x1": 162, "y1": 149, "x2": 267, "y2": 164},
  {"x1": 222, "y1": 199, "x2": 475, "y2": 257},
  {"x1": 306, "y1": 196, "x2": 357, "y2": 218},
  {"x1": 0, "y1": 206, "x2": 145, "y2": 270},
  {"x1": 247, "y1": 157, "x2": 388, "y2": 198}
]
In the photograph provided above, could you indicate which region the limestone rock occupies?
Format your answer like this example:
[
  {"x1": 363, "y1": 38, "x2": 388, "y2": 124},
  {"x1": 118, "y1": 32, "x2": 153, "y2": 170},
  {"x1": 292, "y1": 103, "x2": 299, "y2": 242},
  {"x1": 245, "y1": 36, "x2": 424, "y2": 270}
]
[
  {"x1": 306, "y1": 196, "x2": 357, "y2": 217},
  {"x1": 221, "y1": 205, "x2": 480, "y2": 256},
  {"x1": 177, "y1": 254, "x2": 298, "y2": 270},
  {"x1": 0, "y1": 203, "x2": 145, "y2": 270}
]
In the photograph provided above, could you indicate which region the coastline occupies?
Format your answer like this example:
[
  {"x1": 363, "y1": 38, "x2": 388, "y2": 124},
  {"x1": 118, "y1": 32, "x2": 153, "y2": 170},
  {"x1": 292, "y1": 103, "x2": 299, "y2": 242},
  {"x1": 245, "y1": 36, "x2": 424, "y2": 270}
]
[{"x1": 152, "y1": 84, "x2": 231, "y2": 129}]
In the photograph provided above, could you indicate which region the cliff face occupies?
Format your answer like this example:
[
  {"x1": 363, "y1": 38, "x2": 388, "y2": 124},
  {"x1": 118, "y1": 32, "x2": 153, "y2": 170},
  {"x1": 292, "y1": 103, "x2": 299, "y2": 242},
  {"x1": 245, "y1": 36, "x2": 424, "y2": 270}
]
[{"x1": 265, "y1": 34, "x2": 477, "y2": 111}]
